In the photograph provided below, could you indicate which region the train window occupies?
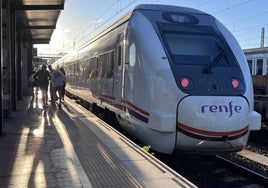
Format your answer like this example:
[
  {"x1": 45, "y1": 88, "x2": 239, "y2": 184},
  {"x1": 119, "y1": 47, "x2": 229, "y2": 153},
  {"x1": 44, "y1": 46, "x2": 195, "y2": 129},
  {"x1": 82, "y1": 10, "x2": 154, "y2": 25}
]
[
  {"x1": 81, "y1": 62, "x2": 86, "y2": 77},
  {"x1": 256, "y1": 59, "x2": 263, "y2": 75},
  {"x1": 247, "y1": 60, "x2": 253, "y2": 74},
  {"x1": 87, "y1": 58, "x2": 98, "y2": 78},
  {"x1": 98, "y1": 52, "x2": 114, "y2": 78},
  {"x1": 107, "y1": 51, "x2": 114, "y2": 78},
  {"x1": 98, "y1": 55, "x2": 107, "y2": 78},
  {"x1": 159, "y1": 24, "x2": 232, "y2": 67},
  {"x1": 118, "y1": 46, "x2": 122, "y2": 66},
  {"x1": 267, "y1": 58, "x2": 268, "y2": 74},
  {"x1": 129, "y1": 43, "x2": 136, "y2": 67}
]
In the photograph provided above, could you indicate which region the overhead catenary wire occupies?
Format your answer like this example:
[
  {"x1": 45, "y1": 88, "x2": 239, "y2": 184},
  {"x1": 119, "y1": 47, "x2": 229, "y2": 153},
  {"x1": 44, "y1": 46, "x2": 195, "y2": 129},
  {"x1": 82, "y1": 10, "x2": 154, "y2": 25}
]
[
  {"x1": 61, "y1": 0, "x2": 266, "y2": 52},
  {"x1": 194, "y1": 0, "x2": 266, "y2": 49},
  {"x1": 212, "y1": 0, "x2": 255, "y2": 14},
  {"x1": 194, "y1": 0, "x2": 212, "y2": 8},
  {"x1": 63, "y1": 0, "x2": 137, "y2": 52},
  {"x1": 225, "y1": 10, "x2": 268, "y2": 26},
  {"x1": 70, "y1": 0, "x2": 119, "y2": 45}
]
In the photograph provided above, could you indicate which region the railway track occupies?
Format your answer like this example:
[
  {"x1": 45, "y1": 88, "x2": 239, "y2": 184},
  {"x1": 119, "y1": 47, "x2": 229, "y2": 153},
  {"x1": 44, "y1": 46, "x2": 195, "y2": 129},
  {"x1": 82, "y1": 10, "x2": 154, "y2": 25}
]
[
  {"x1": 155, "y1": 151, "x2": 267, "y2": 187},
  {"x1": 76, "y1": 99, "x2": 268, "y2": 187},
  {"x1": 216, "y1": 150, "x2": 268, "y2": 182},
  {"x1": 156, "y1": 128, "x2": 268, "y2": 187},
  {"x1": 247, "y1": 126, "x2": 268, "y2": 156}
]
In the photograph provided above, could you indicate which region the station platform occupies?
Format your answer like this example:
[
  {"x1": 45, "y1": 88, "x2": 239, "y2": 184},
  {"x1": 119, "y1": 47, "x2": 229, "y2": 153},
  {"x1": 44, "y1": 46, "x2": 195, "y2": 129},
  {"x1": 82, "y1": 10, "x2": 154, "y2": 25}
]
[{"x1": 0, "y1": 93, "x2": 196, "y2": 188}]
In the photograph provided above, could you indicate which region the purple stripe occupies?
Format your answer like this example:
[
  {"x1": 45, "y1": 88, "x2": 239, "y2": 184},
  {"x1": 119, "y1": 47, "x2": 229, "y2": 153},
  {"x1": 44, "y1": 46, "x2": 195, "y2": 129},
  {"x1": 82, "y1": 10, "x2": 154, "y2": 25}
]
[
  {"x1": 177, "y1": 127, "x2": 248, "y2": 141},
  {"x1": 127, "y1": 107, "x2": 149, "y2": 123},
  {"x1": 99, "y1": 95, "x2": 149, "y2": 123}
]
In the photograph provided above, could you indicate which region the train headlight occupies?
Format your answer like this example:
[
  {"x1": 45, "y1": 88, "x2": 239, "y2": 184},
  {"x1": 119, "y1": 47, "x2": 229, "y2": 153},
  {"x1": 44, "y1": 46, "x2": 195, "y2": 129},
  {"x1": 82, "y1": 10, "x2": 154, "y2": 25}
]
[
  {"x1": 180, "y1": 77, "x2": 194, "y2": 90},
  {"x1": 231, "y1": 78, "x2": 243, "y2": 90},
  {"x1": 162, "y1": 13, "x2": 199, "y2": 24}
]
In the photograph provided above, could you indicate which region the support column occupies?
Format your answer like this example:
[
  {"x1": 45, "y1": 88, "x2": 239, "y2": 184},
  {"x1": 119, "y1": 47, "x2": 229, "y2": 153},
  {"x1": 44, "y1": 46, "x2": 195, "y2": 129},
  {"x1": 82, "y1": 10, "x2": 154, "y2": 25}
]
[
  {"x1": 10, "y1": 1, "x2": 16, "y2": 110},
  {"x1": 17, "y1": 29, "x2": 22, "y2": 100},
  {"x1": 28, "y1": 42, "x2": 33, "y2": 76},
  {"x1": 0, "y1": 0, "x2": 3, "y2": 136}
]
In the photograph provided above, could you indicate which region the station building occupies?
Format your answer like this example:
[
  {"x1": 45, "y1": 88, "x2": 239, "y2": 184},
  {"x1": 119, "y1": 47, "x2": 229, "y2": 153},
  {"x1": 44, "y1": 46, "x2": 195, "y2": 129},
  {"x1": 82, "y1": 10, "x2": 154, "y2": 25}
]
[
  {"x1": 244, "y1": 47, "x2": 268, "y2": 76},
  {"x1": 0, "y1": 0, "x2": 65, "y2": 134},
  {"x1": 244, "y1": 47, "x2": 268, "y2": 95}
]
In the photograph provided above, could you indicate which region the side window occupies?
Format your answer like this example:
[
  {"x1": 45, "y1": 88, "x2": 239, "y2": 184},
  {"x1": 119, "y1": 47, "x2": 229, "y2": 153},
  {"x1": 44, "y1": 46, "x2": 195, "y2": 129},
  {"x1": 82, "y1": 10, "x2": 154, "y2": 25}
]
[
  {"x1": 117, "y1": 32, "x2": 124, "y2": 66},
  {"x1": 257, "y1": 59, "x2": 263, "y2": 75},
  {"x1": 118, "y1": 46, "x2": 122, "y2": 66},
  {"x1": 98, "y1": 51, "x2": 114, "y2": 78},
  {"x1": 267, "y1": 58, "x2": 268, "y2": 75},
  {"x1": 88, "y1": 58, "x2": 98, "y2": 78},
  {"x1": 247, "y1": 60, "x2": 253, "y2": 74},
  {"x1": 129, "y1": 43, "x2": 136, "y2": 67},
  {"x1": 98, "y1": 55, "x2": 105, "y2": 78},
  {"x1": 107, "y1": 51, "x2": 114, "y2": 78},
  {"x1": 76, "y1": 63, "x2": 80, "y2": 76}
]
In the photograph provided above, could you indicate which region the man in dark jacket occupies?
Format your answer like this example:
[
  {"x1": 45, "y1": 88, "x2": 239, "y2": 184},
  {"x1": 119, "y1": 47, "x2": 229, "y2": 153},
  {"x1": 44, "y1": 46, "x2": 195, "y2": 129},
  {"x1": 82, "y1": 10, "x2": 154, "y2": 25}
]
[{"x1": 34, "y1": 64, "x2": 51, "y2": 107}]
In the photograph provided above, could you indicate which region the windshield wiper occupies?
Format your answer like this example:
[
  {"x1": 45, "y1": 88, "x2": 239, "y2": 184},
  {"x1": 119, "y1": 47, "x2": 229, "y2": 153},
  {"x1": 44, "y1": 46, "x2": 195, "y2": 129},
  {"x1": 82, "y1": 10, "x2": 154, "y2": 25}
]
[{"x1": 203, "y1": 50, "x2": 225, "y2": 74}]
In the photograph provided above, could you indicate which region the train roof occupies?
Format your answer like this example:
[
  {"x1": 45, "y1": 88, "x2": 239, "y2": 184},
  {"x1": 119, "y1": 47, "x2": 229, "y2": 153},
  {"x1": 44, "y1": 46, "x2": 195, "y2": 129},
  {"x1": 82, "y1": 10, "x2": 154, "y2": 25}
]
[
  {"x1": 54, "y1": 4, "x2": 209, "y2": 64},
  {"x1": 243, "y1": 47, "x2": 268, "y2": 55},
  {"x1": 134, "y1": 4, "x2": 208, "y2": 15},
  {"x1": 80, "y1": 4, "x2": 209, "y2": 49}
]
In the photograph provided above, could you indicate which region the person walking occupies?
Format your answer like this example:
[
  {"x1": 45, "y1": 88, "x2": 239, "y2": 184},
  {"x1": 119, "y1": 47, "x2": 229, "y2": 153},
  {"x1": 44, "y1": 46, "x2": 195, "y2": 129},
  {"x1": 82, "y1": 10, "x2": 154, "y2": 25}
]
[
  {"x1": 29, "y1": 70, "x2": 39, "y2": 98},
  {"x1": 47, "y1": 65, "x2": 54, "y2": 104},
  {"x1": 48, "y1": 65, "x2": 65, "y2": 108},
  {"x1": 59, "y1": 67, "x2": 66, "y2": 101},
  {"x1": 33, "y1": 64, "x2": 51, "y2": 108}
]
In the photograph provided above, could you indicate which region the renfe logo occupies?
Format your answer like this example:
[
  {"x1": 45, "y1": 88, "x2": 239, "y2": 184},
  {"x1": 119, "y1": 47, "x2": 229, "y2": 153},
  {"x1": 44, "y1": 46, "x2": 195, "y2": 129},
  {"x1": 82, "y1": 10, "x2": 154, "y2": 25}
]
[{"x1": 201, "y1": 101, "x2": 242, "y2": 117}]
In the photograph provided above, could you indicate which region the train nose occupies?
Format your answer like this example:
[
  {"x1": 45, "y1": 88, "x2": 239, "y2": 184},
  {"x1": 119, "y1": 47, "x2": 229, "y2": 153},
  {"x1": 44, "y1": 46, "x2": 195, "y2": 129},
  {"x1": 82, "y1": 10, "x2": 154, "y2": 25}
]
[{"x1": 175, "y1": 96, "x2": 250, "y2": 151}]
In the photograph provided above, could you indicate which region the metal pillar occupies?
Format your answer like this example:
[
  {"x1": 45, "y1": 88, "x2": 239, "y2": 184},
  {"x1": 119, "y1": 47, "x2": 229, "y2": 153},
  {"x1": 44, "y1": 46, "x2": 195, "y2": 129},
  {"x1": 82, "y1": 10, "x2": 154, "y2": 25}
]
[
  {"x1": 0, "y1": 0, "x2": 3, "y2": 135},
  {"x1": 27, "y1": 42, "x2": 33, "y2": 76},
  {"x1": 261, "y1": 27, "x2": 265, "y2": 48},
  {"x1": 10, "y1": 1, "x2": 16, "y2": 111},
  {"x1": 17, "y1": 29, "x2": 22, "y2": 100}
]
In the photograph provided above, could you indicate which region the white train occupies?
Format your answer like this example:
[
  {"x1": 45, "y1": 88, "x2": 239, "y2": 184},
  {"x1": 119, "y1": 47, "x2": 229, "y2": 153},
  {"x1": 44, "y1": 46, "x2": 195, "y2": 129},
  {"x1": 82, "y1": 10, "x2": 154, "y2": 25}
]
[{"x1": 53, "y1": 4, "x2": 261, "y2": 154}]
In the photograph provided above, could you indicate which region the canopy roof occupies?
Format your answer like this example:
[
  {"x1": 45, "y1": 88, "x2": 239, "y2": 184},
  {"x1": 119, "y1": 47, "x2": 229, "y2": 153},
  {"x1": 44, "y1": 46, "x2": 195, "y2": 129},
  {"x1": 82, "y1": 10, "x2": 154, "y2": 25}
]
[{"x1": 15, "y1": 0, "x2": 65, "y2": 44}]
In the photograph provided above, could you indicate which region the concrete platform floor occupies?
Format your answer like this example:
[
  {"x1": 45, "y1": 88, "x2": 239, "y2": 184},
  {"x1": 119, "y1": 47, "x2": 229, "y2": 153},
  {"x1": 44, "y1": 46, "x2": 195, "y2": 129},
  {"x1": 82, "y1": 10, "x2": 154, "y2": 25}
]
[{"x1": 0, "y1": 94, "x2": 196, "y2": 188}]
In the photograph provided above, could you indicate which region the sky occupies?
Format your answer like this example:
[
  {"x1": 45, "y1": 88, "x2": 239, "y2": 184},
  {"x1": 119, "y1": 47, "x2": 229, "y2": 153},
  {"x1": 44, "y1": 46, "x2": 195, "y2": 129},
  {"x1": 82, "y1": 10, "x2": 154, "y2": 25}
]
[{"x1": 35, "y1": 0, "x2": 268, "y2": 56}]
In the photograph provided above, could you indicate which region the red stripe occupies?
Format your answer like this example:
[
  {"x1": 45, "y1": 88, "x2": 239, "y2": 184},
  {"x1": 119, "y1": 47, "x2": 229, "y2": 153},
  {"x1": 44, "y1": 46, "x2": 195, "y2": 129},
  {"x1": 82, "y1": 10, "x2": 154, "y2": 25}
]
[
  {"x1": 100, "y1": 94, "x2": 115, "y2": 100},
  {"x1": 177, "y1": 122, "x2": 249, "y2": 137},
  {"x1": 98, "y1": 94, "x2": 150, "y2": 117},
  {"x1": 177, "y1": 126, "x2": 248, "y2": 141},
  {"x1": 121, "y1": 99, "x2": 150, "y2": 116}
]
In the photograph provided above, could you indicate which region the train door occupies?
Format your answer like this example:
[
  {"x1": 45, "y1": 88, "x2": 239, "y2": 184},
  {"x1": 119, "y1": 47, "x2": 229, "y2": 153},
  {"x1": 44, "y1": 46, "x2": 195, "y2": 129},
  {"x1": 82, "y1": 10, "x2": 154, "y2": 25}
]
[
  {"x1": 248, "y1": 59, "x2": 265, "y2": 75},
  {"x1": 114, "y1": 33, "x2": 125, "y2": 103}
]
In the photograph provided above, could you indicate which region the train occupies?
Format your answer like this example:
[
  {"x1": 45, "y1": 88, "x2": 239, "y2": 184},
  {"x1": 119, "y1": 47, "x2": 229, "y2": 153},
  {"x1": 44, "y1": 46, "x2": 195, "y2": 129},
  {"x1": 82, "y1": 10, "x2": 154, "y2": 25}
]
[
  {"x1": 244, "y1": 47, "x2": 268, "y2": 122},
  {"x1": 53, "y1": 4, "x2": 261, "y2": 154},
  {"x1": 244, "y1": 47, "x2": 268, "y2": 95}
]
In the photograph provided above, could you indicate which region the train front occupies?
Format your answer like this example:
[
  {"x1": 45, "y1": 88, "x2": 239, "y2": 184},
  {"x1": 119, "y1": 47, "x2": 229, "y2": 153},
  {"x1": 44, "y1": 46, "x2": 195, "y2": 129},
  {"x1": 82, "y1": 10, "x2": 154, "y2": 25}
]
[{"x1": 155, "y1": 7, "x2": 261, "y2": 152}]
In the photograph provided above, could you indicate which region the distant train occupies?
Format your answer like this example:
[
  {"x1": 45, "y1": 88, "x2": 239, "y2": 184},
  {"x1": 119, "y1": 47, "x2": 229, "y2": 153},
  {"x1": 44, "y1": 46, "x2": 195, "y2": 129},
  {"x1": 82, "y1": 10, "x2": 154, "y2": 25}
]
[
  {"x1": 244, "y1": 47, "x2": 268, "y2": 122},
  {"x1": 244, "y1": 47, "x2": 268, "y2": 95},
  {"x1": 53, "y1": 4, "x2": 261, "y2": 154}
]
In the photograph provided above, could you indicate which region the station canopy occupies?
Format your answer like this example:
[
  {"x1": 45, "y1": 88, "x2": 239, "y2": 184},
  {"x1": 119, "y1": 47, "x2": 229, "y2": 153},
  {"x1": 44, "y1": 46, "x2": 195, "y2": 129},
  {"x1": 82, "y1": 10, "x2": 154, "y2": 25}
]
[{"x1": 15, "y1": 0, "x2": 65, "y2": 44}]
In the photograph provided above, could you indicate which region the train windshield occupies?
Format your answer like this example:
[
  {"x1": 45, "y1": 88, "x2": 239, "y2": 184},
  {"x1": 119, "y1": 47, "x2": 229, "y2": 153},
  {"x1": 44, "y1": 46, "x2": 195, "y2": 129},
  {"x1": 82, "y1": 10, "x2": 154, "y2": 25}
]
[{"x1": 159, "y1": 24, "x2": 232, "y2": 67}]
